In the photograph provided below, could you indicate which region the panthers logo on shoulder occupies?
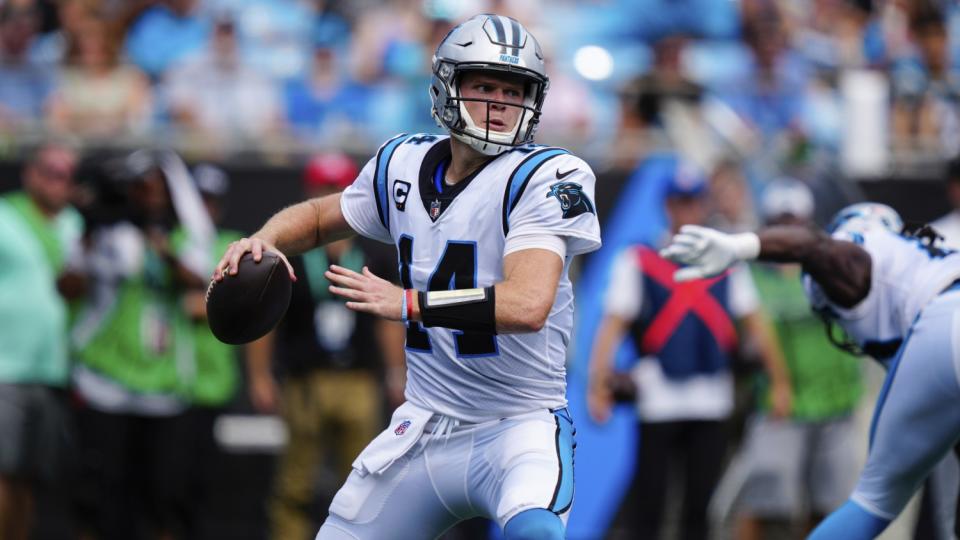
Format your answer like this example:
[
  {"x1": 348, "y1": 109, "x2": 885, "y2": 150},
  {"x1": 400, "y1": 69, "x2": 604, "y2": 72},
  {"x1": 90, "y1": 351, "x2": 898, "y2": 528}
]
[{"x1": 546, "y1": 181, "x2": 595, "y2": 219}]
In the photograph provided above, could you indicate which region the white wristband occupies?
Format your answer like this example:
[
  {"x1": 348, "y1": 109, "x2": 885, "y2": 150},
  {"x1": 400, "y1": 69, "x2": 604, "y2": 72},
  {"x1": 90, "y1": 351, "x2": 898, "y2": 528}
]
[{"x1": 731, "y1": 232, "x2": 761, "y2": 260}]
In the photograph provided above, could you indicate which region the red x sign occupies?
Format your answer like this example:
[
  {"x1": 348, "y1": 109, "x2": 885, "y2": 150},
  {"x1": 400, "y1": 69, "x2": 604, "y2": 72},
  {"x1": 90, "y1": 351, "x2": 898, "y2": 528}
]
[{"x1": 636, "y1": 247, "x2": 739, "y2": 355}]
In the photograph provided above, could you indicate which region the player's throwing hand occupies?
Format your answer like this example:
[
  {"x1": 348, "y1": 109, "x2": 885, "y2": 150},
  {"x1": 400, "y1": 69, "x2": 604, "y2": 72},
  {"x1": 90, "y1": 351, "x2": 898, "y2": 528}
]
[{"x1": 213, "y1": 236, "x2": 296, "y2": 282}]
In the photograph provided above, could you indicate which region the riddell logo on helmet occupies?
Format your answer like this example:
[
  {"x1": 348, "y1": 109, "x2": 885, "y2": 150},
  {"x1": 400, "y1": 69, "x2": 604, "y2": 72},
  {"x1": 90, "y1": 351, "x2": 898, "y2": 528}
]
[{"x1": 499, "y1": 54, "x2": 519, "y2": 64}]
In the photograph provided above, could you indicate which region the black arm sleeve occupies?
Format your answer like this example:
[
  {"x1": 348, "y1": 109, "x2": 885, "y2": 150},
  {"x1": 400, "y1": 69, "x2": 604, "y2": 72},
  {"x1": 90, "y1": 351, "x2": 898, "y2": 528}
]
[{"x1": 418, "y1": 287, "x2": 496, "y2": 334}]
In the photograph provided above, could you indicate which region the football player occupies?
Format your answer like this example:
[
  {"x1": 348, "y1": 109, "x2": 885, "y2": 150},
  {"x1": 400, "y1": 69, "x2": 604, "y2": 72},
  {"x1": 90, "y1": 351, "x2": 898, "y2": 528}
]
[
  {"x1": 213, "y1": 14, "x2": 601, "y2": 540},
  {"x1": 659, "y1": 203, "x2": 960, "y2": 539}
]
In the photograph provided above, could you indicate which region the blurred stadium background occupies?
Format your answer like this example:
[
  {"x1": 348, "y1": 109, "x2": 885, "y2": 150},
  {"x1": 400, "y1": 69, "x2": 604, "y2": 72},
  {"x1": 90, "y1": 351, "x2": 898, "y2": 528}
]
[{"x1": 1, "y1": 0, "x2": 958, "y2": 539}]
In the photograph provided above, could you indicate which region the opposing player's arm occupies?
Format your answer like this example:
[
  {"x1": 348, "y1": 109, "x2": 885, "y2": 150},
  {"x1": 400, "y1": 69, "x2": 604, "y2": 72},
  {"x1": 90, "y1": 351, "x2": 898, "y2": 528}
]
[
  {"x1": 756, "y1": 225, "x2": 872, "y2": 308},
  {"x1": 661, "y1": 224, "x2": 872, "y2": 309}
]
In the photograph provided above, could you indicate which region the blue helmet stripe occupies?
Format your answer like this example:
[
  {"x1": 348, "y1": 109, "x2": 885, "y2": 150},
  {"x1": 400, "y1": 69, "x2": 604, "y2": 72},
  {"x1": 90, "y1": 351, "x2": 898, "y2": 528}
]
[
  {"x1": 489, "y1": 15, "x2": 508, "y2": 54},
  {"x1": 509, "y1": 17, "x2": 521, "y2": 56},
  {"x1": 826, "y1": 208, "x2": 859, "y2": 234},
  {"x1": 373, "y1": 134, "x2": 408, "y2": 231},
  {"x1": 501, "y1": 147, "x2": 568, "y2": 235}
]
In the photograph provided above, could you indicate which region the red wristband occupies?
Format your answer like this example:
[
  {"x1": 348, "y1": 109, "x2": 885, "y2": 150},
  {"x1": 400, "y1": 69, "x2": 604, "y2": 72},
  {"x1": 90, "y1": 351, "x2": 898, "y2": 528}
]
[{"x1": 405, "y1": 289, "x2": 415, "y2": 322}]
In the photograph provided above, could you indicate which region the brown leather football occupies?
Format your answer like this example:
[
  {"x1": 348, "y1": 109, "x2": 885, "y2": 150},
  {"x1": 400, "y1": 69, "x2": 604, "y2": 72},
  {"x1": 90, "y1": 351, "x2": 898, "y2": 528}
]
[{"x1": 206, "y1": 252, "x2": 291, "y2": 344}]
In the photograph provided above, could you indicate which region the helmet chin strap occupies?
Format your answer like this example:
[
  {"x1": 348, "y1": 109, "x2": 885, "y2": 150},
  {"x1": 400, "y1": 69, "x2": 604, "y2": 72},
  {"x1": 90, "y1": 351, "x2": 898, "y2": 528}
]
[
  {"x1": 458, "y1": 91, "x2": 521, "y2": 137},
  {"x1": 451, "y1": 130, "x2": 508, "y2": 156}
]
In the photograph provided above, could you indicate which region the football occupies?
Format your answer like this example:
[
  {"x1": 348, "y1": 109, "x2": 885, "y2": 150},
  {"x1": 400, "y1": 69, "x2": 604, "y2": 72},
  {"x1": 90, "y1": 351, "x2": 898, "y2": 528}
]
[{"x1": 206, "y1": 251, "x2": 292, "y2": 345}]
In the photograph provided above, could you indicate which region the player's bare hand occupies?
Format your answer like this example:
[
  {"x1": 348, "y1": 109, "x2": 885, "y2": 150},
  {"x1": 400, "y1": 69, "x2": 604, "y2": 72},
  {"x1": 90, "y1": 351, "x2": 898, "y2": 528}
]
[
  {"x1": 327, "y1": 265, "x2": 403, "y2": 320},
  {"x1": 146, "y1": 227, "x2": 171, "y2": 256},
  {"x1": 386, "y1": 365, "x2": 406, "y2": 408},
  {"x1": 248, "y1": 372, "x2": 280, "y2": 414},
  {"x1": 182, "y1": 290, "x2": 207, "y2": 321},
  {"x1": 769, "y1": 379, "x2": 793, "y2": 419},
  {"x1": 587, "y1": 374, "x2": 614, "y2": 424},
  {"x1": 213, "y1": 237, "x2": 296, "y2": 282}
]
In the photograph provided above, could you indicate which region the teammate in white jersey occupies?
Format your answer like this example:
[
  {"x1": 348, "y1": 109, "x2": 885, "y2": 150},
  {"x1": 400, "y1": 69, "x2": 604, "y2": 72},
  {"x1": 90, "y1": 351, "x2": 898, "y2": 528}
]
[
  {"x1": 213, "y1": 14, "x2": 601, "y2": 540},
  {"x1": 659, "y1": 202, "x2": 960, "y2": 539}
]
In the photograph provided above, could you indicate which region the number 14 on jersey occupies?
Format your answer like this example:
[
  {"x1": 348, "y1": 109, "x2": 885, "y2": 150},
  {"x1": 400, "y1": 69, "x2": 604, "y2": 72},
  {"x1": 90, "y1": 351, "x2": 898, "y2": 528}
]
[{"x1": 398, "y1": 236, "x2": 499, "y2": 357}]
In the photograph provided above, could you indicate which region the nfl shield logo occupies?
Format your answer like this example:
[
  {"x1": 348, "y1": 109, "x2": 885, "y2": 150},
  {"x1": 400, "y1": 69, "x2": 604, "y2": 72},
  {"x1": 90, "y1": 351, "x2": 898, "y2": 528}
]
[
  {"x1": 430, "y1": 200, "x2": 442, "y2": 220},
  {"x1": 394, "y1": 420, "x2": 412, "y2": 436}
]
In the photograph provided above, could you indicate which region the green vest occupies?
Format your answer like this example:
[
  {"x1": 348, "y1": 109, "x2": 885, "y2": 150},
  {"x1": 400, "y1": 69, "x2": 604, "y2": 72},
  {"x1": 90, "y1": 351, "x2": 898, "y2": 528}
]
[
  {"x1": 0, "y1": 192, "x2": 82, "y2": 385},
  {"x1": 172, "y1": 227, "x2": 243, "y2": 406},
  {"x1": 72, "y1": 226, "x2": 190, "y2": 395},
  {"x1": 751, "y1": 263, "x2": 862, "y2": 420}
]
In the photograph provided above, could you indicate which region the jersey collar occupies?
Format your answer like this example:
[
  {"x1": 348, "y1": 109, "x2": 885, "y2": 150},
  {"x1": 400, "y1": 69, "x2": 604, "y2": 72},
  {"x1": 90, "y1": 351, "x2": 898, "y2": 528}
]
[{"x1": 418, "y1": 140, "x2": 497, "y2": 222}]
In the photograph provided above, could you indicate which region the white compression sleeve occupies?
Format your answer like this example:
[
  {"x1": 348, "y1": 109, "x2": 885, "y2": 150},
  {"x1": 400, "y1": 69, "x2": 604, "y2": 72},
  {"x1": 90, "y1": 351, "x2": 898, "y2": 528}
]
[{"x1": 503, "y1": 234, "x2": 567, "y2": 260}]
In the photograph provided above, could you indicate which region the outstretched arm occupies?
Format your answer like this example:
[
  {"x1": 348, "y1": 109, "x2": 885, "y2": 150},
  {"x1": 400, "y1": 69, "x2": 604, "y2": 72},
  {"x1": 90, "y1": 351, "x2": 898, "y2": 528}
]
[
  {"x1": 213, "y1": 193, "x2": 354, "y2": 282},
  {"x1": 755, "y1": 225, "x2": 872, "y2": 308},
  {"x1": 662, "y1": 224, "x2": 872, "y2": 308}
]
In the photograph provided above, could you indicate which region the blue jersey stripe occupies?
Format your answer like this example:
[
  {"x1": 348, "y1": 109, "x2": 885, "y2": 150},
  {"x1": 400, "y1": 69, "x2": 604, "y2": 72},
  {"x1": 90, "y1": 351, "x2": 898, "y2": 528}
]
[
  {"x1": 549, "y1": 408, "x2": 576, "y2": 514},
  {"x1": 373, "y1": 134, "x2": 408, "y2": 231},
  {"x1": 501, "y1": 148, "x2": 568, "y2": 235}
]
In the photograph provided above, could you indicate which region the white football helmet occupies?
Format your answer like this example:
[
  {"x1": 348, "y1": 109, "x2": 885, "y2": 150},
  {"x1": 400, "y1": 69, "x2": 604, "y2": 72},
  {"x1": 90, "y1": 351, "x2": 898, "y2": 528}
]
[
  {"x1": 429, "y1": 14, "x2": 549, "y2": 156},
  {"x1": 827, "y1": 202, "x2": 903, "y2": 236},
  {"x1": 760, "y1": 177, "x2": 814, "y2": 222}
]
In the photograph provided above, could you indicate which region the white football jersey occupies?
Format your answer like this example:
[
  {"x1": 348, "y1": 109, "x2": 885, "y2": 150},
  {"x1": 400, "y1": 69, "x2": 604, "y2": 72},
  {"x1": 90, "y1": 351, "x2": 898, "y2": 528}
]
[
  {"x1": 805, "y1": 229, "x2": 960, "y2": 355},
  {"x1": 341, "y1": 134, "x2": 602, "y2": 422}
]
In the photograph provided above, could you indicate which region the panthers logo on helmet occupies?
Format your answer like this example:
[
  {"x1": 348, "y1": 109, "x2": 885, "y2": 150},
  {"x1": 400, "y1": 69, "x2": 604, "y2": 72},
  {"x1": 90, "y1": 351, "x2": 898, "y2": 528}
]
[{"x1": 547, "y1": 182, "x2": 595, "y2": 219}]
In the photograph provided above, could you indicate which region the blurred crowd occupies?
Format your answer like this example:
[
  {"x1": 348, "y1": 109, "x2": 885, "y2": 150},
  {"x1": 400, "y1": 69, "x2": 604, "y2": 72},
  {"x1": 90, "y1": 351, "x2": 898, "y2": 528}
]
[{"x1": 0, "y1": 0, "x2": 958, "y2": 173}]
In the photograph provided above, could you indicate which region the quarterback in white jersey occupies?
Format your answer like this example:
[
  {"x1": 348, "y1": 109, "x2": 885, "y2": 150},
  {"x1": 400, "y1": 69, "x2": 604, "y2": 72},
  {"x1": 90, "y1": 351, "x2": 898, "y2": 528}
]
[
  {"x1": 341, "y1": 133, "x2": 598, "y2": 422},
  {"x1": 213, "y1": 14, "x2": 600, "y2": 540},
  {"x1": 660, "y1": 202, "x2": 960, "y2": 539}
]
